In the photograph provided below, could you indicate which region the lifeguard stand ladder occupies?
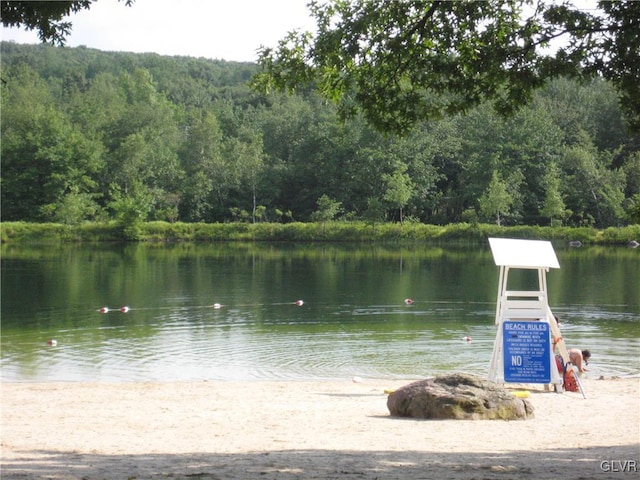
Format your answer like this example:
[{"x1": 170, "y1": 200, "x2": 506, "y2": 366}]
[{"x1": 487, "y1": 238, "x2": 582, "y2": 396}]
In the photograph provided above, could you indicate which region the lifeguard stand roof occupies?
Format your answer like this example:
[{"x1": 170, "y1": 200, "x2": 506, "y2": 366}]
[{"x1": 488, "y1": 238, "x2": 560, "y2": 269}]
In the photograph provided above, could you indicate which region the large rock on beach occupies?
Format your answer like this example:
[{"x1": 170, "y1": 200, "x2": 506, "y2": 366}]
[{"x1": 387, "y1": 373, "x2": 534, "y2": 420}]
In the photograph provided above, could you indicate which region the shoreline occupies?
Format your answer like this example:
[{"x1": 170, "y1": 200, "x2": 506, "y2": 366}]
[
  {"x1": 3, "y1": 220, "x2": 639, "y2": 245},
  {"x1": 2, "y1": 376, "x2": 639, "y2": 479}
]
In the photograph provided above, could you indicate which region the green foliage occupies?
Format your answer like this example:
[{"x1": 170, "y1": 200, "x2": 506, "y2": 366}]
[
  {"x1": 255, "y1": 0, "x2": 640, "y2": 134},
  {"x1": 40, "y1": 190, "x2": 102, "y2": 225},
  {"x1": 364, "y1": 197, "x2": 386, "y2": 225},
  {"x1": 108, "y1": 192, "x2": 151, "y2": 241},
  {"x1": 0, "y1": 43, "x2": 637, "y2": 230},
  {"x1": 0, "y1": 221, "x2": 123, "y2": 243},
  {"x1": 2, "y1": 2, "x2": 96, "y2": 45},
  {"x1": 479, "y1": 171, "x2": 513, "y2": 227},
  {"x1": 1, "y1": 64, "x2": 104, "y2": 221},
  {"x1": 310, "y1": 195, "x2": 342, "y2": 223},
  {"x1": 624, "y1": 194, "x2": 640, "y2": 224},
  {"x1": 382, "y1": 163, "x2": 414, "y2": 223},
  {"x1": 3, "y1": 221, "x2": 637, "y2": 246},
  {"x1": 559, "y1": 136, "x2": 626, "y2": 227},
  {"x1": 600, "y1": 225, "x2": 640, "y2": 244},
  {"x1": 540, "y1": 162, "x2": 567, "y2": 225}
]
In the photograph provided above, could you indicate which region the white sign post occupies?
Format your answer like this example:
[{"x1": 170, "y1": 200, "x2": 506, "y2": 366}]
[{"x1": 487, "y1": 238, "x2": 580, "y2": 394}]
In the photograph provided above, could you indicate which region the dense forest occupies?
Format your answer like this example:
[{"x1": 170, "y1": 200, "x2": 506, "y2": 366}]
[{"x1": 1, "y1": 41, "x2": 639, "y2": 228}]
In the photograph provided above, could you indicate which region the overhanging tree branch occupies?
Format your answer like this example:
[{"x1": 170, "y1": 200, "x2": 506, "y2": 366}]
[{"x1": 254, "y1": 0, "x2": 640, "y2": 134}]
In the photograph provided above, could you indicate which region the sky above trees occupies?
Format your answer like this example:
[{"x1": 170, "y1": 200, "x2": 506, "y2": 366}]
[{"x1": 1, "y1": 0, "x2": 316, "y2": 62}]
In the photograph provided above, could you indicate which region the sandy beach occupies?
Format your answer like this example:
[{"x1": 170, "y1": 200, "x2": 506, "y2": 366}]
[{"x1": 1, "y1": 376, "x2": 638, "y2": 479}]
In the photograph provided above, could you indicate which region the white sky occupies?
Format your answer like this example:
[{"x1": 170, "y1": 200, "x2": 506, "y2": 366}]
[{"x1": 1, "y1": 0, "x2": 316, "y2": 62}]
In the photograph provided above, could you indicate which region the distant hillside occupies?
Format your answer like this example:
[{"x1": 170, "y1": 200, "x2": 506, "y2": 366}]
[
  {"x1": 1, "y1": 41, "x2": 259, "y2": 98},
  {"x1": 1, "y1": 41, "x2": 638, "y2": 228}
]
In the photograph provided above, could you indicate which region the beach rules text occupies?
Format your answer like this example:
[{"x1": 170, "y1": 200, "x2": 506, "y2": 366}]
[{"x1": 503, "y1": 321, "x2": 551, "y2": 383}]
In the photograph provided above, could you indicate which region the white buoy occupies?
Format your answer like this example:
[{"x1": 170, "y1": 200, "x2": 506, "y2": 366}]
[
  {"x1": 212, "y1": 303, "x2": 222, "y2": 309},
  {"x1": 404, "y1": 298, "x2": 414, "y2": 305},
  {"x1": 295, "y1": 300, "x2": 304, "y2": 306},
  {"x1": 120, "y1": 306, "x2": 130, "y2": 313},
  {"x1": 100, "y1": 307, "x2": 109, "y2": 314},
  {"x1": 47, "y1": 339, "x2": 57, "y2": 346},
  {"x1": 463, "y1": 336, "x2": 472, "y2": 342}
]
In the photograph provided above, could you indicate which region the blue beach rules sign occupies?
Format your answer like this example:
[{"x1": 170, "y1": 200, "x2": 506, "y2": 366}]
[{"x1": 503, "y1": 321, "x2": 551, "y2": 383}]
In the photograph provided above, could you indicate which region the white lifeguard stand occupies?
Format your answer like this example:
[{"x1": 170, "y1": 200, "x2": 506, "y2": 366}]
[{"x1": 487, "y1": 238, "x2": 576, "y2": 392}]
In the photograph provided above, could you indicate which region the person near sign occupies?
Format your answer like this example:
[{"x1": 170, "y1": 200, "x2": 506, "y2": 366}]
[
  {"x1": 568, "y1": 348, "x2": 591, "y2": 374},
  {"x1": 551, "y1": 315, "x2": 591, "y2": 374}
]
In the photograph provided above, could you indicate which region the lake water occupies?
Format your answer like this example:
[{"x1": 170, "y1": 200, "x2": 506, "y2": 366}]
[{"x1": 1, "y1": 242, "x2": 638, "y2": 382}]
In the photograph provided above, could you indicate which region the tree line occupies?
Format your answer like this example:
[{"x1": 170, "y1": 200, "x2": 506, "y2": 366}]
[{"x1": 1, "y1": 41, "x2": 639, "y2": 228}]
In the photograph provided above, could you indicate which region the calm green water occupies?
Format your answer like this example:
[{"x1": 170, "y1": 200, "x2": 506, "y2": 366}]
[{"x1": 1, "y1": 242, "x2": 638, "y2": 382}]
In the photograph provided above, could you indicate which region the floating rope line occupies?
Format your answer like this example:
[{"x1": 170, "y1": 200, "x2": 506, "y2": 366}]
[{"x1": 97, "y1": 299, "x2": 305, "y2": 314}]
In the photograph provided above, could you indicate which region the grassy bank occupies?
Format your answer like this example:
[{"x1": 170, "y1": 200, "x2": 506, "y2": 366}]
[{"x1": 2, "y1": 221, "x2": 639, "y2": 246}]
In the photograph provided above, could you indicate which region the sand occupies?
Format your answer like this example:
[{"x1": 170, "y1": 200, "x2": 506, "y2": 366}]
[{"x1": 1, "y1": 376, "x2": 638, "y2": 479}]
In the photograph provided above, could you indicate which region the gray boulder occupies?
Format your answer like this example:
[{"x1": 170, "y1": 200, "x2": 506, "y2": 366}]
[{"x1": 387, "y1": 373, "x2": 534, "y2": 420}]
